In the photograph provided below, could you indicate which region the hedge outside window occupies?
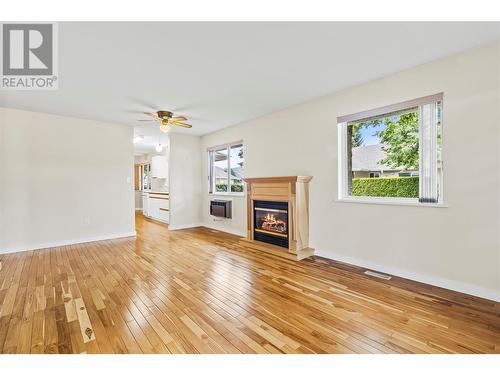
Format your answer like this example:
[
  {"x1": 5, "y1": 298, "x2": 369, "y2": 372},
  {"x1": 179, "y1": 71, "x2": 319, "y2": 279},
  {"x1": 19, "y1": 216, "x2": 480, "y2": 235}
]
[
  {"x1": 208, "y1": 142, "x2": 244, "y2": 194},
  {"x1": 337, "y1": 94, "x2": 443, "y2": 204}
]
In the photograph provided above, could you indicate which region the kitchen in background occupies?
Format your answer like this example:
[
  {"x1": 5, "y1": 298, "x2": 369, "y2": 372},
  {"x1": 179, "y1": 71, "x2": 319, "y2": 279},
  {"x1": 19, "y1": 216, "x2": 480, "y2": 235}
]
[{"x1": 134, "y1": 141, "x2": 170, "y2": 225}]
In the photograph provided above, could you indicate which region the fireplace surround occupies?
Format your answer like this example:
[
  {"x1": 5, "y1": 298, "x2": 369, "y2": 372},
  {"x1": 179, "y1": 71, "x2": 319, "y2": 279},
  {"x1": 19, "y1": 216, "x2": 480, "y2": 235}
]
[{"x1": 242, "y1": 176, "x2": 314, "y2": 261}]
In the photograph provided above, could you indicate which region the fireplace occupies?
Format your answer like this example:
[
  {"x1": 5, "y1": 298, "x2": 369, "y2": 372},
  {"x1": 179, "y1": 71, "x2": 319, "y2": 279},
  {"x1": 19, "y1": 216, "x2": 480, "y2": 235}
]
[
  {"x1": 242, "y1": 176, "x2": 314, "y2": 261},
  {"x1": 253, "y1": 200, "x2": 289, "y2": 248}
]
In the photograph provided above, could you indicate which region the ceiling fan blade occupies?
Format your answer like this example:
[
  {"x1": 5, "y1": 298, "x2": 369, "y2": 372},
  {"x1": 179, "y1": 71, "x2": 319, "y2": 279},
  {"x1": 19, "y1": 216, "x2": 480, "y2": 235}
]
[
  {"x1": 172, "y1": 116, "x2": 187, "y2": 121},
  {"x1": 144, "y1": 112, "x2": 159, "y2": 118},
  {"x1": 137, "y1": 119, "x2": 154, "y2": 122},
  {"x1": 171, "y1": 121, "x2": 193, "y2": 128},
  {"x1": 148, "y1": 116, "x2": 163, "y2": 123}
]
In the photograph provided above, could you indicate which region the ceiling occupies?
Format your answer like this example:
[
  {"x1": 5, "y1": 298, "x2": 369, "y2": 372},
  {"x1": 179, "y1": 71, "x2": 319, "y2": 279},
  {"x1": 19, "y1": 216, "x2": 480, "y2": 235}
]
[
  {"x1": 1, "y1": 22, "x2": 499, "y2": 148},
  {"x1": 133, "y1": 126, "x2": 170, "y2": 154}
]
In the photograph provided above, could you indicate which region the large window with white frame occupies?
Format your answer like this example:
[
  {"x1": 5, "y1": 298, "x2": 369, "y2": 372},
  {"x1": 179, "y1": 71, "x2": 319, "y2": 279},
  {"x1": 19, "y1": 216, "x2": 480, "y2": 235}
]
[
  {"x1": 338, "y1": 93, "x2": 443, "y2": 205},
  {"x1": 208, "y1": 141, "x2": 244, "y2": 194}
]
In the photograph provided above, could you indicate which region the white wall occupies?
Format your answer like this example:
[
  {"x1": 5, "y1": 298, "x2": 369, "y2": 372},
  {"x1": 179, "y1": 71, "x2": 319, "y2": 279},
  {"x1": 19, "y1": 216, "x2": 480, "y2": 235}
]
[
  {"x1": 200, "y1": 42, "x2": 500, "y2": 301},
  {"x1": 0, "y1": 108, "x2": 135, "y2": 253},
  {"x1": 169, "y1": 133, "x2": 202, "y2": 230}
]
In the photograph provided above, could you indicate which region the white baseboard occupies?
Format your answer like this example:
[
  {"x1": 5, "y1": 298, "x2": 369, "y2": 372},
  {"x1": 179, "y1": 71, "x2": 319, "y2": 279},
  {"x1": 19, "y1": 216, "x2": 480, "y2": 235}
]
[
  {"x1": 315, "y1": 248, "x2": 500, "y2": 302},
  {"x1": 144, "y1": 215, "x2": 169, "y2": 225},
  {"x1": 202, "y1": 223, "x2": 246, "y2": 237},
  {"x1": 0, "y1": 231, "x2": 137, "y2": 255},
  {"x1": 168, "y1": 222, "x2": 204, "y2": 231}
]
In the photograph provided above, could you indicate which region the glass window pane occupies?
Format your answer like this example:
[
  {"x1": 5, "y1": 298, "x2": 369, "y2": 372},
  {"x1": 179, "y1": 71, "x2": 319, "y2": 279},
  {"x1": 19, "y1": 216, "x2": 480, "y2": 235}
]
[
  {"x1": 142, "y1": 164, "x2": 151, "y2": 190},
  {"x1": 213, "y1": 148, "x2": 229, "y2": 193},
  {"x1": 348, "y1": 108, "x2": 419, "y2": 198},
  {"x1": 229, "y1": 144, "x2": 244, "y2": 193}
]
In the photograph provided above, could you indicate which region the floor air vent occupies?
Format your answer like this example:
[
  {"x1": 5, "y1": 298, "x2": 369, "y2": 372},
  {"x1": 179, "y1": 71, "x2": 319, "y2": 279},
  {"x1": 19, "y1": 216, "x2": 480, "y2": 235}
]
[{"x1": 364, "y1": 270, "x2": 392, "y2": 280}]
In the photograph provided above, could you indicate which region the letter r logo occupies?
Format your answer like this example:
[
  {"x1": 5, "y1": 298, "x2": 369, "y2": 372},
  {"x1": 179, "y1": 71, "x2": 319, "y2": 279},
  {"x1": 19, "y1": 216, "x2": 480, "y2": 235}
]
[{"x1": 2, "y1": 24, "x2": 53, "y2": 75}]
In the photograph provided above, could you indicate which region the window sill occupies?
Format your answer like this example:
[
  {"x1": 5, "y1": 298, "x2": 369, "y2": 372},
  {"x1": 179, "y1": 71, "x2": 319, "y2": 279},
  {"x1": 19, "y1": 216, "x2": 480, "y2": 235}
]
[
  {"x1": 336, "y1": 197, "x2": 448, "y2": 208},
  {"x1": 209, "y1": 193, "x2": 245, "y2": 198}
]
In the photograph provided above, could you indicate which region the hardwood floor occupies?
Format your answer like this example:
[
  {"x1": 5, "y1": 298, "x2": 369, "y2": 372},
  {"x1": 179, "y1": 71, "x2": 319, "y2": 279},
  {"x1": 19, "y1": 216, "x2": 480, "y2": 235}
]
[{"x1": 0, "y1": 213, "x2": 499, "y2": 354}]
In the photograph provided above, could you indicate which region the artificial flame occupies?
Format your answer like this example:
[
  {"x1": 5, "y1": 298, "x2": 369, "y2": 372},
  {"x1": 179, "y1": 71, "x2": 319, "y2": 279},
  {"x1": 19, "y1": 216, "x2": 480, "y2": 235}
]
[
  {"x1": 265, "y1": 213, "x2": 276, "y2": 222},
  {"x1": 260, "y1": 213, "x2": 287, "y2": 234}
]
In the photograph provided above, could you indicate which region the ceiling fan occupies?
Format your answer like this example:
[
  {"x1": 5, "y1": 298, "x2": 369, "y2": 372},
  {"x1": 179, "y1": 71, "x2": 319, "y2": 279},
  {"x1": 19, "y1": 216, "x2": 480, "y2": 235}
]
[{"x1": 138, "y1": 110, "x2": 193, "y2": 133}]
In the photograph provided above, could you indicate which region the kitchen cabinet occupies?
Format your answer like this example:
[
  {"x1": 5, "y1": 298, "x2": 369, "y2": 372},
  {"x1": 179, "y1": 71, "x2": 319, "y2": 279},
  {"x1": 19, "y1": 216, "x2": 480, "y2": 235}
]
[
  {"x1": 145, "y1": 192, "x2": 169, "y2": 224},
  {"x1": 148, "y1": 196, "x2": 160, "y2": 219},
  {"x1": 158, "y1": 207, "x2": 170, "y2": 222},
  {"x1": 151, "y1": 155, "x2": 168, "y2": 179},
  {"x1": 141, "y1": 192, "x2": 149, "y2": 216}
]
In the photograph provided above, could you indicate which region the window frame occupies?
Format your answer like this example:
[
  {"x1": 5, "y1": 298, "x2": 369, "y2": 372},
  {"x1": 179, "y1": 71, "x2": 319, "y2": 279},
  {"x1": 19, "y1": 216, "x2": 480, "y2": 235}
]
[
  {"x1": 208, "y1": 140, "x2": 244, "y2": 196},
  {"x1": 337, "y1": 93, "x2": 444, "y2": 206}
]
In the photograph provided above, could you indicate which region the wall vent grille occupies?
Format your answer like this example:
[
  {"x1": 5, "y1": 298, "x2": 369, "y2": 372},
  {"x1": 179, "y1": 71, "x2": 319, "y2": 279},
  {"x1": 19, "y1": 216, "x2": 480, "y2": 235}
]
[{"x1": 364, "y1": 270, "x2": 392, "y2": 280}]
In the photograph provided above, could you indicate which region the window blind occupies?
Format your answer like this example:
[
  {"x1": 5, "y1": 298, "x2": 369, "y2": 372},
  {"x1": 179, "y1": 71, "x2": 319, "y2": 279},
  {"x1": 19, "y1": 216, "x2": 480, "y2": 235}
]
[{"x1": 419, "y1": 102, "x2": 439, "y2": 203}]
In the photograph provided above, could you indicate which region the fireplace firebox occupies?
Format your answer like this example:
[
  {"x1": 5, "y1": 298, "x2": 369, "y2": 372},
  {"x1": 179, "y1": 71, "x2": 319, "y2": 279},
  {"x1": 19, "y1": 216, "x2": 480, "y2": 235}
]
[{"x1": 253, "y1": 200, "x2": 289, "y2": 248}]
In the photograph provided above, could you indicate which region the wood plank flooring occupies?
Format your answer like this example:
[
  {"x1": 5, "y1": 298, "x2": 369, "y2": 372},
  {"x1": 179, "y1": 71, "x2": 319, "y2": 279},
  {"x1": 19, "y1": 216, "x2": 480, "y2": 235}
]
[{"x1": 0, "y1": 213, "x2": 499, "y2": 353}]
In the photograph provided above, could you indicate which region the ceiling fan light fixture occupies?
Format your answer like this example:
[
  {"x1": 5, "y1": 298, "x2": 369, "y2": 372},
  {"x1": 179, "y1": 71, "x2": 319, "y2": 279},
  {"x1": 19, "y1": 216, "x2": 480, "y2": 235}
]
[
  {"x1": 138, "y1": 110, "x2": 193, "y2": 130},
  {"x1": 159, "y1": 124, "x2": 170, "y2": 133}
]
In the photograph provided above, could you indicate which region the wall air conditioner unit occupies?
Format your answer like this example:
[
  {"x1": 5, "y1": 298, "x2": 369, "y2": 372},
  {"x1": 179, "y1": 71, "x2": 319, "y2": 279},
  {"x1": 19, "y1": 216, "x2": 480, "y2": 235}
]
[{"x1": 210, "y1": 200, "x2": 232, "y2": 219}]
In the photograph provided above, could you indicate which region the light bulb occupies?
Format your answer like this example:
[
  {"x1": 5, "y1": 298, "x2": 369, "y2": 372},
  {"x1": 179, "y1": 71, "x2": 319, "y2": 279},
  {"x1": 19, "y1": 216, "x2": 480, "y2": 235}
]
[
  {"x1": 159, "y1": 124, "x2": 170, "y2": 133},
  {"x1": 155, "y1": 144, "x2": 163, "y2": 152}
]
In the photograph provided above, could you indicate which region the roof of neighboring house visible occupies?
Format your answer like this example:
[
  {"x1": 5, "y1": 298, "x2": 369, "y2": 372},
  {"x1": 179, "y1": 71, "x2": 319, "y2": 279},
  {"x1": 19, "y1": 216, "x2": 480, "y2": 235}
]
[
  {"x1": 214, "y1": 166, "x2": 242, "y2": 180},
  {"x1": 352, "y1": 144, "x2": 395, "y2": 172}
]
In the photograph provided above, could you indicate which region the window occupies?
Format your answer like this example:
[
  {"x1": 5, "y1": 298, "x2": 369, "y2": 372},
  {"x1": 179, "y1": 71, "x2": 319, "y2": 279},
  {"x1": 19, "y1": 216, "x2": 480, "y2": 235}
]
[
  {"x1": 338, "y1": 93, "x2": 443, "y2": 204},
  {"x1": 140, "y1": 163, "x2": 151, "y2": 190},
  {"x1": 208, "y1": 141, "x2": 244, "y2": 194}
]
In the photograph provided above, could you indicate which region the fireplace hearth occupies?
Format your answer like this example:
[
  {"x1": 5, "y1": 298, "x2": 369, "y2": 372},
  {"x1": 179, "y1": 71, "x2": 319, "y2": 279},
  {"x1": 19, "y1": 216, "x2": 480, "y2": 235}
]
[{"x1": 253, "y1": 200, "x2": 289, "y2": 248}]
